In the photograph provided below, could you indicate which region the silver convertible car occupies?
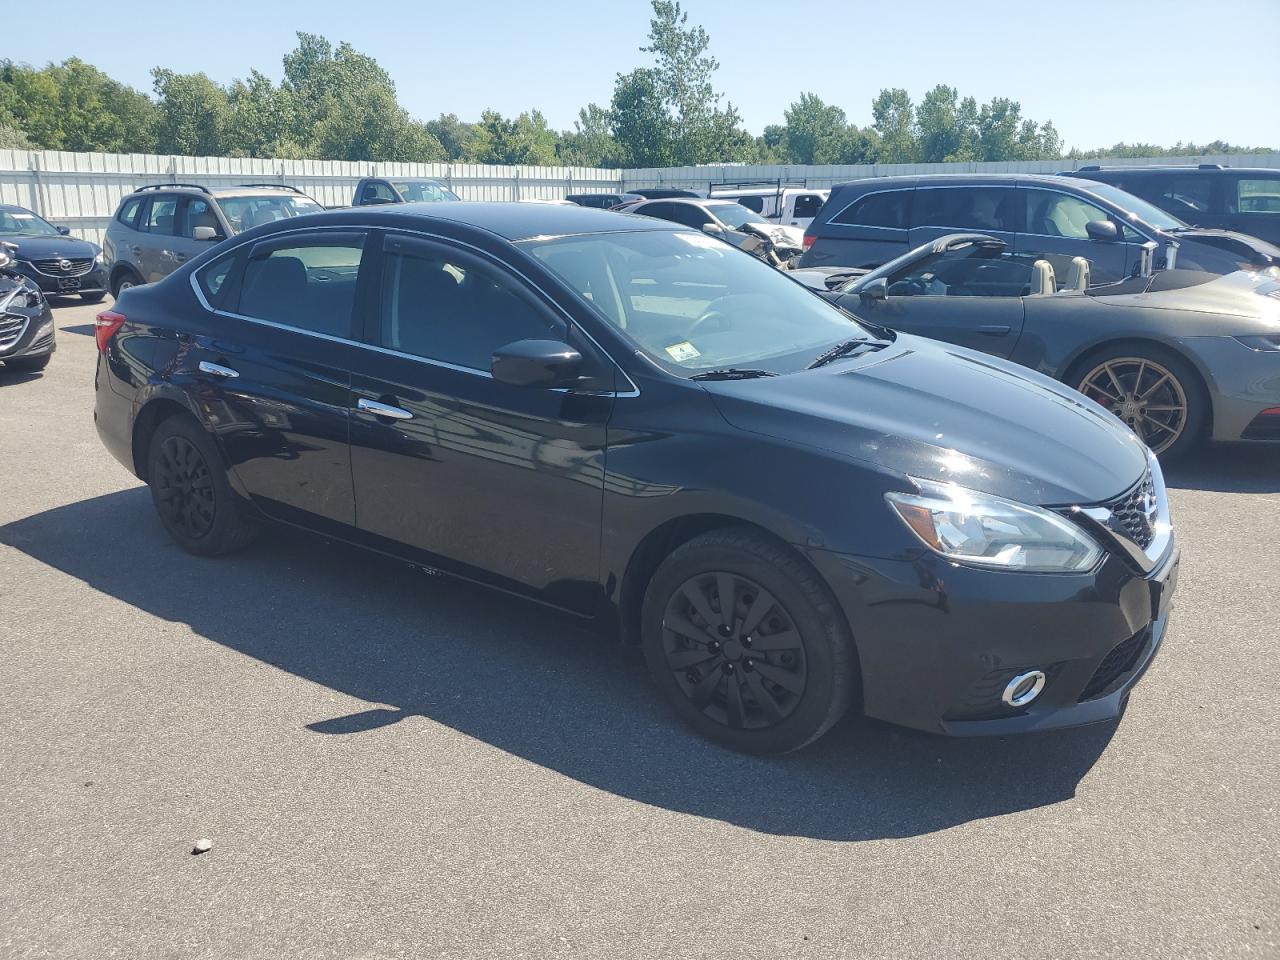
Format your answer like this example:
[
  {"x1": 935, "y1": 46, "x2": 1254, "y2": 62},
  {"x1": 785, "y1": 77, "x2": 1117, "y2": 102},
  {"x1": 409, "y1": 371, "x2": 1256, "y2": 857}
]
[{"x1": 793, "y1": 234, "x2": 1280, "y2": 458}]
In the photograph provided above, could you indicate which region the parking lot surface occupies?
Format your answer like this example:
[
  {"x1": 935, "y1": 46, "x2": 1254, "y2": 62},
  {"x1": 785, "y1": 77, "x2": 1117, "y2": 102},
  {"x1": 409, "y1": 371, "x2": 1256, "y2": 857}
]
[{"x1": 1, "y1": 299, "x2": 1277, "y2": 959}]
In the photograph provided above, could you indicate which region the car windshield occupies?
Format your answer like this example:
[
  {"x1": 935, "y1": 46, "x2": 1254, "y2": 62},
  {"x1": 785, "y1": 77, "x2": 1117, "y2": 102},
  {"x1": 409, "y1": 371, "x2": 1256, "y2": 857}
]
[
  {"x1": 522, "y1": 229, "x2": 873, "y2": 376},
  {"x1": 392, "y1": 180, "x2": 460, "y2": 202},
  {"x1": 0, "y1": 208, "x2": 62, "y2": 237},
  {"x1": 217, "y1": 195, "x2": 323, "y2": 234},
  {"x1": 1082, "y1": 182, "x2": 1188, "y2": 231},
  {"x1": 706, "y1": 202, "x2": 769, "y2": 229}
]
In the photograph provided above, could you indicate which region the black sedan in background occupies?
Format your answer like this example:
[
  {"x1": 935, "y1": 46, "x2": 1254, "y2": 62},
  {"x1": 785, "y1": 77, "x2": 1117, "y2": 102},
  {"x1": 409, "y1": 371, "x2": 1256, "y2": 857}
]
[
  {"x1": 0, "y1": 204, "x2": 107, "y2": 302},
  {"x1": 0, "y1": 242, "x2": 56, "y2": 372},
  {"x1": 793, "y1": 233, "x2": 1280, "y2": 458},
  {"x1": 94, "y1": 203, "x2": 1178, "y2": 753}
]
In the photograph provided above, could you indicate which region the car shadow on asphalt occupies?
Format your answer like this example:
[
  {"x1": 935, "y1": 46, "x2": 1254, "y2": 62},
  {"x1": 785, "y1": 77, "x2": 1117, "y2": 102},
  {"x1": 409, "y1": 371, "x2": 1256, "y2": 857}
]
[
  {"x1": 1, "y1": 488, "x2": 1120, "y2": 842},
  {"x1": 1163, "y1": 443, "x2": 1280, "y2": 493}
]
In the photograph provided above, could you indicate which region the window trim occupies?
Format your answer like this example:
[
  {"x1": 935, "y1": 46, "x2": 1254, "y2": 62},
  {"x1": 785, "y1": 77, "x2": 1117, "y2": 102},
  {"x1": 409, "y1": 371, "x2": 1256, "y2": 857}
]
[{"x1": 189, "y1": 223, "x2": 638, "y2": 397}]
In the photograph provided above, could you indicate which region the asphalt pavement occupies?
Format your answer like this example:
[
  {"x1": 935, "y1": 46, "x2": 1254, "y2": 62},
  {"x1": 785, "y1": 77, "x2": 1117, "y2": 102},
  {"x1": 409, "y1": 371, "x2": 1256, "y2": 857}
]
[{"x1": 1, "y1": 299, "x2": 1276, "y2": 959}]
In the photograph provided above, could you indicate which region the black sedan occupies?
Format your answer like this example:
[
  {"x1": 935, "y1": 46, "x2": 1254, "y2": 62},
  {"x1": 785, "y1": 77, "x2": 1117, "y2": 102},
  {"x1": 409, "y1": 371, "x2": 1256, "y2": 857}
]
[
  {"x1": 793, "y1": 233, "x2": 1280, "y2": 458},
  {"x1": 0, "y1": 204, "x2": 107, "y2": 302},
  {"x1": 94, "y1": 203, "x2": 1178, "y2": 753},
  {"x1": 0, "y1": 242, "x2": 56, "y2": 372}
]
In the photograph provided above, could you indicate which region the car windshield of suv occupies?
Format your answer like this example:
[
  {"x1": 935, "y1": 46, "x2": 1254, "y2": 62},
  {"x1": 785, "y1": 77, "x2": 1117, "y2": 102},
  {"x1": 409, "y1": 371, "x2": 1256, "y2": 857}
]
[
  {"x1": 392, "y1": 180, "x2": 461, "y2": 202},
  {"x1": 705, "y1": 202, "x2": 769, "y2": 230},
  {"x1": 217, "y1": 195, "x2": 324, "y2": 234},
  {"x1": 523, "y1": 229, "x2": 874, "y2": 376},
  {"x1": 1082, "y1": 182, "x2": 1188, "y2": 231},
  {"x1": 0, "y1": 208, "x2": 62, "y2": 237}
]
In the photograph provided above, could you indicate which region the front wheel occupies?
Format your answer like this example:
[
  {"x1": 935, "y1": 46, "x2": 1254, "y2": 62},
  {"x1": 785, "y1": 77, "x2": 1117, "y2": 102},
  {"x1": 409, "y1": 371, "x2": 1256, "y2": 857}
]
[
  {"x1": 146, "y1": 415, "x2": 256, "y2": 556},
  {"x1": 1074, "y1": 347, "x2": 1206, "y2": 459},
  {"x1": 642, "y1": 528, "x2": 858, "y2": 754}
]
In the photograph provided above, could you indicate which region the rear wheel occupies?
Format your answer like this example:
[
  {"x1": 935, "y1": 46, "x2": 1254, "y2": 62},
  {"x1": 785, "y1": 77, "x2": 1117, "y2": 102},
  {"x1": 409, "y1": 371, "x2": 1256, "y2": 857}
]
[
  {"x1": 1073, "y1": 346, "x2": 1206, "y2": 459},
  {"x1": 642, "y1": 527, "x2": 857, "y2": 754},
  {"x1": 146, "y1": 415, "x2": 255, "y2": 556},
  {"x1": 111, "y1": 271, "x2": 140, "y2": 297}
]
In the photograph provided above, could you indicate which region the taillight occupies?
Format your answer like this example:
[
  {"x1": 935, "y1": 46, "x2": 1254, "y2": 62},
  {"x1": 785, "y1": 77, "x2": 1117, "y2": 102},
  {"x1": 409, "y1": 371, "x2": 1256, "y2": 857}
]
[
  {"x1": 95, "y1": 310, "x2": 126, "y2": 353},
  {"x1": 802, "y1": 233, "x2": 815, "y2": 250}
]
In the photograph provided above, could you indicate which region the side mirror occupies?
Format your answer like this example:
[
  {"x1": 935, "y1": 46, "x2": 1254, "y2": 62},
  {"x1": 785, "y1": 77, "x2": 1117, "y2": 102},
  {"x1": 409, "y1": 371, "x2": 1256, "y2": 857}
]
[
  {"x1": 192, "y1": 226, "x2": 223, "y2": 242},
  {"x1": 56, "y1": 226, "x2": 71, "y2": 235},
  {"x1": 701, "y1": 223, "x2": 725, "y2": 236},
  {"x1": 491, "y1": 339, "x2": 583, "y2": 388},
  {"x1": 859, "y1": 277, "x2": 889, "y2": 301},
  {"x1": 1085, "y1": 219, "x2": 1119, "y2": 242}
]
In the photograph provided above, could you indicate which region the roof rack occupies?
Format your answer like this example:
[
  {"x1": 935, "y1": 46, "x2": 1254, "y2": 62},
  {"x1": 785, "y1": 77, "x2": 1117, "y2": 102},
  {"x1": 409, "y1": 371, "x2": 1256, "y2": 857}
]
[
  {"x1": 707, "y1": 177, "x2": 811, "y2": 194},
  {"x1": 237, "y1": 183, "x2": 310, "y2": 194},
  {"x1": 1198, "y1": 163, "x2": 1227, "y2": 170},
  {"x1": 134, "y1": 183, "x2": 212, "y2": 195}
]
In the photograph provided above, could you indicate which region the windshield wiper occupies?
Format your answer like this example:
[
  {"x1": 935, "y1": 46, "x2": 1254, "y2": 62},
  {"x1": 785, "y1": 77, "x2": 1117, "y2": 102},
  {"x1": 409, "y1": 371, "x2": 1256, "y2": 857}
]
[
  {"x1": 806, "y1": 338, "x2": 892, "y2": 369},
  {"x1": 689, "y1": 368, "x2": 778, "y2": 381}
]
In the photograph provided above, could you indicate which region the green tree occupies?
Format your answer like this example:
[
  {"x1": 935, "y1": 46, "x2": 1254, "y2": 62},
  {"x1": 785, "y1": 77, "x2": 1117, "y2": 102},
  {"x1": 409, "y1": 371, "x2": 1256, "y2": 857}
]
[
  {"x1": 312, "y1": 85, "x2": 445, "y2": 162},
  {"x1": 915, "y1": 84, "x2": 966, "y2": 162},
  {"x1": 152, "y1": 69, "x2": 230, "y2": 156},
  {"x1": 225, "y1": 70, "x2": 301, "y2": 159},
  {"x1": 467, "y1": 109, "x2": 557, "y2": 165},
  {"x1": 425, "y1": 113, "x2": 477, "y2": 160},
  {"x1": 610, "y1": 68, "x2": 675, "y2": 167},
  {"x1": 0, "y1": 58, "x2": 156, "y2": 152},
  {"x1": 557, "y1": 103, "x2": 625, "y2": 167},
  {"x1": 871, "y1": 88, "x2": 917, "y2": 163},
  {"x1": 781, "y1": 93, "x2": 850, "y2": 164}
]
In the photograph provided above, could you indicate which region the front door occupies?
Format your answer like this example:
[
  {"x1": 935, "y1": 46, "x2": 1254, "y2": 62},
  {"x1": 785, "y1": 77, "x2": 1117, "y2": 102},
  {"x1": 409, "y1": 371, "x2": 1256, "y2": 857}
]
[
  {"x1": 1017, "y1": 187, "x2": 1141, "y2": 284},
  {"x1": 191, "y1": 229, "x2": 370, "y2": 533},
  {"x1": 346, "y1": 232, "x2": 612, "y2": 613},
  {"x1": 908, "y1": 185, "x2": 1021, "y2": 251},
  {"x1": 1225, "y1": 173, "x2": 1280, "y2": 245}
]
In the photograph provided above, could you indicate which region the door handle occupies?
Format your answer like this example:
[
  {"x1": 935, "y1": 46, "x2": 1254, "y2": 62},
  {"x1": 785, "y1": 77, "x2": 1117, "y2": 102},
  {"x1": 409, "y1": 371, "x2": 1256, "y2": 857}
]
[
  {"x1": 198, "y1": 360, "x2": 240, "y2": 378},
  {"x1": 979, "y1": 325, "x2": 1012, "y2": 336},
  {"x1": 357, "y1": 397, "x2": 413, "y2": 420}
]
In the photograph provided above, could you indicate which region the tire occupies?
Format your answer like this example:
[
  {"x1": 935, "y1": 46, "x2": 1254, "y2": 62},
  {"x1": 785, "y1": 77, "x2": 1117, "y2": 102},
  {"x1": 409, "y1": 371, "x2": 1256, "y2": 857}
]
[
  {"x1": 80, "y1": 292, "x2": 106, "y2": 304},
  {"x1": 4, "y1": 354, "x2": 51, "y2": 372},
  {"x1": 1071, "y1": 344, "x2": 1207, "y2": 461},
  {"x1": 111, "y1": 271, "x2": 140, "y2": 298},
  {"x1": 641, "y1": 527, "x2": 858, "y2": 754},
  {"x1": 146, "y1": 414, "x2": 256, "y2": 556}
]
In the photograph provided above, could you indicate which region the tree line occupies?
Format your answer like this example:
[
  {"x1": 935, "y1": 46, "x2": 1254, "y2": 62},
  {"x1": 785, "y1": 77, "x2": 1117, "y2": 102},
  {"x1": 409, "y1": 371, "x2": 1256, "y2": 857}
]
[{"x1": 0, "y1": 2, "x2": 1269, "y2": 168}]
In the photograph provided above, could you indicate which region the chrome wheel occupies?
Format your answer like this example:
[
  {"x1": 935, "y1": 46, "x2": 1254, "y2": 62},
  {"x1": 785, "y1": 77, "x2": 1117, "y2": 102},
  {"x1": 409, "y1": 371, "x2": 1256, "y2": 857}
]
[
  {"x1": 660, "y1": 572, "x2": 807, "y2": 731},
  {"x1": 1079, "y1": 357, "x2": 1188, "y2": 455}
]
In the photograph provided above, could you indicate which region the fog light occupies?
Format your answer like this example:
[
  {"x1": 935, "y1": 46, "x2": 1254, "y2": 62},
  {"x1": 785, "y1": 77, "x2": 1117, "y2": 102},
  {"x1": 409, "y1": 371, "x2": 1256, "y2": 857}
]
[{"x1": 1001, "y1": 670, "x2": 1046, "y2": 707}]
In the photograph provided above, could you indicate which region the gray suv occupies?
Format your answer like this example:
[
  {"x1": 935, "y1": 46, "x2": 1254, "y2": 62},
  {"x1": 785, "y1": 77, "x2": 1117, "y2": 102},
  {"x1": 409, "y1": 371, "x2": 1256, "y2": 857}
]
[{"x1": 103, "y1": 184, "x2": 323, "y2": 295}]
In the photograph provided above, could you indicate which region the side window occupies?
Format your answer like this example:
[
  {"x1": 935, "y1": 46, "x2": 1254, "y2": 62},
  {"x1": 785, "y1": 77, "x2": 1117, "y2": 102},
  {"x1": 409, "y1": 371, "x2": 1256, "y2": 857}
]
[
  {"x1": 792, "y1": 194, "x2": 824, "y2": 219},
  {"x1": 669, "y1": 204, "x2": 711, "y2": 229},
  {"x1": 361, "y1": 181, "x2": 397, "y2": 203},
  {"x1": 1024, "y1": 190, "x2": 1111, "y2": 239},
  {"x1": 832, "y1": 190, "x2": 910, "y2": 228},
  {"x1": 913, "y1": 187, "x2": 1017, "y2": 232},
  {"x1": 1233, "y1": 178, "x2": 1280, "y2": 215},
  {"x1": 887, "y1": 250, "x2": 1034, "y2": 298},
  {"x1": 180, "y1": 198, "x2": 220, "y2": 238},
  {"x1": 737, "y1": 196, "x2": 765, "y2": 213},
  {"x1": 638, "y1": 202, "x2": 676, "y2": 222},
  {"x1": 379, "y1": 242, "x2": 562, "y2": 371},
  {"x1": 236, "y1": 236, "x2": 365, "y2": 337},
  {"x1": 142, "y1": 197, "x2": 180, "y2": 236},
  {"x1": 195, "y1": 250, "x2": 238, "y2": 307},
  {"x1": 117, "y1": 197, "x2": 142, "y2": 228}
]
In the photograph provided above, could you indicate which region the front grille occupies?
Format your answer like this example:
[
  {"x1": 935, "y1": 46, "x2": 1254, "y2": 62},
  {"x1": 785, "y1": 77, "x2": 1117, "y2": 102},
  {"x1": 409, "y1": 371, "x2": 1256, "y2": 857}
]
[
  {"x1": 1104, "y1": 471, "x2": 1157, "y2": 549},
  {"x1": 1078, "y1": 628, "x2": 1149, "y2": 701},
  {"x1": 29, "y1": 257, "x2": 94, "y2": 277},
  {"x1": 0, "y1": 315, "x2": 27, "y2": 352}
]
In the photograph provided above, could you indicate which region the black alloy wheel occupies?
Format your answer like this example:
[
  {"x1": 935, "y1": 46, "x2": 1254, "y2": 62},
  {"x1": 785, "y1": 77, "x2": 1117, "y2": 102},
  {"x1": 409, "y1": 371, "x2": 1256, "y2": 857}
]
[{"x1": 152, "y1": 434, "x2": 217, "y2": 541}]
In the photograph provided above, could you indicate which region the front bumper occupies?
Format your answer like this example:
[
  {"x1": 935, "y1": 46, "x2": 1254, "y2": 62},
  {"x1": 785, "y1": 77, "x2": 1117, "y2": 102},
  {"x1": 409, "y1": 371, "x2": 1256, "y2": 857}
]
[
  {"x1": 807, "y1": 539, "x2": 1179, "y2": 736},
  {"x1": 12, "y1": 260, "x2": 107, "y2": 296},
  {"x1": 0, "y1": 308, "x2": 56, "y2": 361},
  {"x1": 1181, "y1": 336, "x2": 1280, "y2": 442}
]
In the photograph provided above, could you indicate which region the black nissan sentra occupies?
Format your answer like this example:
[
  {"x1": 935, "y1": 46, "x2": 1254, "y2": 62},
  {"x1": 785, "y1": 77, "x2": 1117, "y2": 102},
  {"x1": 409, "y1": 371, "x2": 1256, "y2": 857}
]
[{"x1": 93, "y1": 203, "x2": 1180, "y2": 753}]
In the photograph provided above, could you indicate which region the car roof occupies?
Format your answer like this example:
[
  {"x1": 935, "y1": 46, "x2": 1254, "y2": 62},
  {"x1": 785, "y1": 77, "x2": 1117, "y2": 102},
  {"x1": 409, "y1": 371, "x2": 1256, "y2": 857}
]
[
  {"x1": 122, "y1": 185, "x2": 312, "y2": 199},
  {"x1": 1071, "y1": 165, "x2": 1279, "y2": 175},
  {"x1": 314, "y1": 200, "x2": 685, "y2": 241},
  {"x1": 0, "y1": 203, "x2": 38, "y2": 214},
  {"x1": 829, "y1": 172, "x2": 1109, "y2": 193}
]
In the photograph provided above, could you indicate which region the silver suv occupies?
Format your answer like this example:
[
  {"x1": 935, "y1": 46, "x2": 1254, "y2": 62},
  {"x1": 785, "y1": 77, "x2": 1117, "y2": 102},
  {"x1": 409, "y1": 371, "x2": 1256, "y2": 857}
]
[{"x1": 103, "y1": 183, "x2": 323, "y2": 295}]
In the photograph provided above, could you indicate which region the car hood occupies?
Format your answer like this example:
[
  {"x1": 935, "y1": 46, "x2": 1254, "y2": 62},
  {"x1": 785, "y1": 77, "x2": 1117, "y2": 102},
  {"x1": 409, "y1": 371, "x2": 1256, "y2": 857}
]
[
  {"x1": 704, "y1": 336, "x2": 1148, "y2": 506},
  {"x1": 1092, "y1": 269, "x2": 1280, "y2": 322},
  {"x1": 2, "y1": 235, "x2": 100, "y2": 259}
]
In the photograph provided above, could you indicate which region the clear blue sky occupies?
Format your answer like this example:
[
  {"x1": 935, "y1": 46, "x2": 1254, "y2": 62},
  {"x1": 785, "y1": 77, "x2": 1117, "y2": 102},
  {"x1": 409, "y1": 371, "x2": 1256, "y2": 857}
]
[{"x1": 29, "y1": 0, "x2": 1280, "y2": 150}]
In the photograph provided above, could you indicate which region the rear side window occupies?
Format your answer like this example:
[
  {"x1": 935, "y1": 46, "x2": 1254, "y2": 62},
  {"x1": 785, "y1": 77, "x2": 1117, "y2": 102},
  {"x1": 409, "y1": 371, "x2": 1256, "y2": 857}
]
[
  {"x1": 792, "y1": 194, "x2": 824, "y2": 219},
  {"x1": 1234, "y1": 178, "x2": 1280, "y2": 215},
  {"x1": 831, "y1": 190, "x2": 910, "y2": 228},
  {"x1": 737, "y1": 196, "x2": 765, "y2": 213},
  {"x1": 142, "y1": 197, "x2": 180, "y2": 235},
  {"x1": 236, "y1": 236, "x2": 365, "y2": 337},
  {"x1": 117, "y1": 197, "x2": 142, "y2": 228},
  {"x1": 913, "y1": 187, "x2": 1018, "y2": 232},
  {"x1": 195, "y1": 251, "x2": 237, "y2": 307}
]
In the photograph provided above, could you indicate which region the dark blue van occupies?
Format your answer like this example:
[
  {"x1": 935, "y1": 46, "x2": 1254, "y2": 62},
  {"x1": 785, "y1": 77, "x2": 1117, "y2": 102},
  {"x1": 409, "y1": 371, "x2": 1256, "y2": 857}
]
[{"x1": 800, "y1": 173, "x2": 1280, "y2": 284}]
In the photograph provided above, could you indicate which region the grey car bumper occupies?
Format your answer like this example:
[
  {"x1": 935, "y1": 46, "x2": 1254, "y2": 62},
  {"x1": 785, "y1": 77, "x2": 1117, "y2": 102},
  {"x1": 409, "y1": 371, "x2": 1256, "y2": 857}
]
[{"x1": 1179, "y1": 336, "x2": 1280, "y2": 441}]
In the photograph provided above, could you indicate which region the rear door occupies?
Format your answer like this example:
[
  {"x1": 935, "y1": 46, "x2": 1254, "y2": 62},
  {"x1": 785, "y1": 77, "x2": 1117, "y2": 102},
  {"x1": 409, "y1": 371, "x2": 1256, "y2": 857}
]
[
  {"x1": 805, "y1": 187, "x2": 913, "y2": 268},
  {"x1": 1016, "y1": 186, "x2": 1140, "y2": 284},
  {"x1": 345, "y1": 231, "x2": 613, "y2": 613},
  {"x1": 171, "y1": 197, "x2": 217, "y2": 268},
  {"x1": 1224, "y1": 173, "x2": 1280, "y2": 245},
  {"x1": 188, "y1": 229, "x2": 369, "y2": 532},
  {"x1": 136, "y1": 194, "x2": 182, "y2": 282},
  {"x1": 909, "y1": 185, "x2": 1020, "y2": 250}
]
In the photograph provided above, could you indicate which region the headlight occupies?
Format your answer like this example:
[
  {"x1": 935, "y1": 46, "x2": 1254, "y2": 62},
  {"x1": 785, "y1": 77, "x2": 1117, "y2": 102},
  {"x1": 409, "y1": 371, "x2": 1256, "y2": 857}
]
[
  {"x1": 1235, "y1": 334, "x2": 1280, "y2": 352},
  {"x1": 885, "y1": 479, "x2": 1103, "y2": 573},
  {"x1": 94, "y1": 252, "x2": 105, "y2": 265}
]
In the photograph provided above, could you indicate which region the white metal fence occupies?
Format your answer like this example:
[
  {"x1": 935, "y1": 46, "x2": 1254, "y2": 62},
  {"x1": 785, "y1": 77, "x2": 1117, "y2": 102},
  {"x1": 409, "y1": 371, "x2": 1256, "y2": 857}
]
[{"x1": 4, "y1": 149, "x2": 1278, "y2": 247}]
